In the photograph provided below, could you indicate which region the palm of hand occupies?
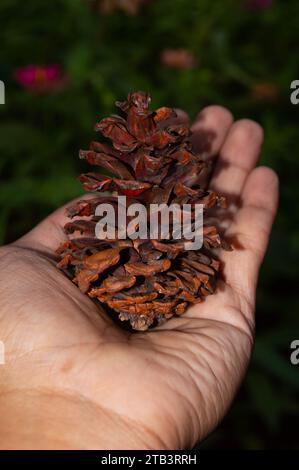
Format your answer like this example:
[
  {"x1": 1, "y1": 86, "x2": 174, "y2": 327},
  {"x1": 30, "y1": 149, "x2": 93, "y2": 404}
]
[{"x1": 0, "y1": 107, "x2": 278, "y2": 449}]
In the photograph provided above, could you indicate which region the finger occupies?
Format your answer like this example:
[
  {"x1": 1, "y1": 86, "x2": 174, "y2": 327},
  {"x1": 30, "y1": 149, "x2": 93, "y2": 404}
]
[
  {"x1": 222, "y1": 166, "x2": 279, "y2": 310},
  {"x1": 14, "y1": 194, "x2": 94, "y2": 253},
  {"x1": 210, "y1": 119, "x2": 264, "y2": 196},
  {"x1": 191, "y1": 105, "x2": 234, "y2": 156}
]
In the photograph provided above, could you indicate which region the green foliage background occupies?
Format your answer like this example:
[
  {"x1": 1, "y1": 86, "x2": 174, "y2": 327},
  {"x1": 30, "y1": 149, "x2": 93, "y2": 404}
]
[{"x1": 0, "y1": 0, "x2": 298, "y2": 449}]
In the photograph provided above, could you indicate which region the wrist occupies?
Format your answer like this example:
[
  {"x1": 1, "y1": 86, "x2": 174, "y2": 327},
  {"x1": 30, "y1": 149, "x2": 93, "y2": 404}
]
[{"x1": 0, "y1": 388, "x2": 149, "y2": 450}]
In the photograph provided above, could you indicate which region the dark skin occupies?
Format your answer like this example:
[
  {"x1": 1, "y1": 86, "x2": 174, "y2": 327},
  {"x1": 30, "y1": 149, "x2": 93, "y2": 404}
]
[{"x1": 0, "y1": 106, "x2": 279, "y2": 449}]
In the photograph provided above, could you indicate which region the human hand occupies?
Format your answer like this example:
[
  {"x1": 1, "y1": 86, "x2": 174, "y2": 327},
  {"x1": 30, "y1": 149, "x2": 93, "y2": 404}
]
[{"x1": 0, "y1": 106, "x2": 278, "y2": 449}]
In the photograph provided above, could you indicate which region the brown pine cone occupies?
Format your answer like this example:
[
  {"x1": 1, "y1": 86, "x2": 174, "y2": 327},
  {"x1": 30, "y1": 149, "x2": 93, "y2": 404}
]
[{"x1": 56, "y1": 91, "x2": 230, "y2": 331}]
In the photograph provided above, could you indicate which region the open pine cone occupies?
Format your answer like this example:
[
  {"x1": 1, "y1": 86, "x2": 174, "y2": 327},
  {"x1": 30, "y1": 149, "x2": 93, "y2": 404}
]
[{"x1": 56, "y1": 91, "x2": 230, "y2": 331}]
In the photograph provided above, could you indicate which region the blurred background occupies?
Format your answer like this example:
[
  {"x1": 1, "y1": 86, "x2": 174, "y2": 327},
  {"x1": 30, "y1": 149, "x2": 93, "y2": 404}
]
[{"x1": 0, "y1": 0, "x2": 298, "y2": 449}]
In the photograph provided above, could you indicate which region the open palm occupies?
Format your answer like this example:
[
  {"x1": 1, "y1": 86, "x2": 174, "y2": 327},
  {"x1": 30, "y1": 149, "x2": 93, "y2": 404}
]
[{"x1": 0, "y1": 106, "x2": 278, "y2": 449}]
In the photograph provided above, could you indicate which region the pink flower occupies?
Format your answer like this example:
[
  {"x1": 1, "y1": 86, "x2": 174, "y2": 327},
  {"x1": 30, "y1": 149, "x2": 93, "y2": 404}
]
[
  {"x1": 160, "y1": 48, "x2": 198, "y2": 70},
  {"x1": 245, "y1": 0, "x2": 273, "y2": 10},
  {"x1": 14, "y1": 64, "x2": 68, "y2": 92}
]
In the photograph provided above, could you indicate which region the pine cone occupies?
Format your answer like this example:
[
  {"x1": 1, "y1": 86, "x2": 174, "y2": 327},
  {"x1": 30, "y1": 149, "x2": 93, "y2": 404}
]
[{"x1": 56, "y1": 91, "x2": 230, "y2": 331}]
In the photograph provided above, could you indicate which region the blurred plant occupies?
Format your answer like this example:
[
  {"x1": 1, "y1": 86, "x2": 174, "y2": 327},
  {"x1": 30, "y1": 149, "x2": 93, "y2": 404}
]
[
  {"x1": 97, "y1": 0, "x2": 148, "y2": 14},
  {"x1": 250, "y1": 81, "x2": 280, "y2": 102},
  {"x1": 14, "y1": 64, "x2": 68, "y2": 92},
  {"x1": 160, "y1": 48, "x2": 198, "y2": 70},
  {"x1": 245, "y1": 0, "x2": 273, "y2": 10}
]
